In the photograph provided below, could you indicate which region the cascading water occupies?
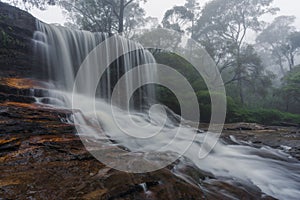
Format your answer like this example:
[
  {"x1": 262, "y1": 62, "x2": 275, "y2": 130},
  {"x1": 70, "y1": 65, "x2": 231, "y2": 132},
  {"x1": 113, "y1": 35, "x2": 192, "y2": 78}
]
[
  {"x1": 32, "y1": 21, "x2": 300, "y2": 200},
  {"x1": 33, "y1": 21, "x2": 156, "y2": 107}
]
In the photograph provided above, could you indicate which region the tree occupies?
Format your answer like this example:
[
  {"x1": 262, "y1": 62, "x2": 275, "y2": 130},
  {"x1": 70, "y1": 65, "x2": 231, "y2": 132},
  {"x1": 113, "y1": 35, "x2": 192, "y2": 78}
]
[
  {"x1": 134, "y1": 28, "x2": 182, "y2": 51},
  {"x1": 280, "y1": 66, "x2": 300, "y2": 112},
  {"x1": 60, "y1": 0, "x2": 146, "y2": 33},
  {"x1": 5, "y1": 0, "x2": 55, "y2": 10},
  {"x1": 184, "y1": 0, "x2": 200, "y2": 38},
  {"x1": 194, "y1": 0, "x2": 278, "y2": 104},
  {"x1": 6, "y1": 0, "x2": 147, "y2": 34},
  {"x1": 122, "y1": 1, "x2": 147, "y2": 34},
  {"x1": 101, "y1": 0, "x2": 146, "y2": 33},
  {"x1": 162, "y1": 6, "x2": 193, "y2": 33},
  {"x1": 256, "y1": 16, "x2": 296, "y2": 73},
  {"x1": 60, "y1": 0, "x2": 116, "y2": 32},
  {"x1": 143, "y1": 17, "x2": 159, "y2": 29},
  {"x1": 162, "y1": 0, "x2": 200, "y2": 37},
  {"x1": 281, "y1": 31, "x2": 300, "y2": 70},
  {"x1": 238, "y1": 45, "x2": 274, "y2": 105}
]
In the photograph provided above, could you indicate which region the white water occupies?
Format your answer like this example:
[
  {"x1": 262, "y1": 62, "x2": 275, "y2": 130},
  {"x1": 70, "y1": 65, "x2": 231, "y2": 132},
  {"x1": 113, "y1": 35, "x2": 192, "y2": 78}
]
[
  {"x1": 33, "y1": 22, "x2": 300, "y2": 200},
  {"x1": 34, "y1": 22, "x2": 156, "y2": 105}
]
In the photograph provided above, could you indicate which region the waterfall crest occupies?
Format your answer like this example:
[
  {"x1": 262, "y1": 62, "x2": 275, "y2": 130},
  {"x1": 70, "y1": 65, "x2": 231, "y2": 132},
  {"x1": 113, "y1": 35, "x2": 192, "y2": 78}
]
[{"x1": 33, "y1": 21, "x2": 156, "y2": 107}]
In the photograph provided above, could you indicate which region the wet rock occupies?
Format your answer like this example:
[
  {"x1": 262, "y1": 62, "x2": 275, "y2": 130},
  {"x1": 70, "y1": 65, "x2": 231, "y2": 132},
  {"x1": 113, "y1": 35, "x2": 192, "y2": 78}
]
[
  {"x1": 0, "y1": 78, "x2": 277, "y2": 199},
  {"x1": 0, "y1": 2, "x2": 47, "y2": 79},
  {"x1": 201, "y1": 179, "x2": 275, "y2": 200},
  {"x1": 0, "y1": 77, "x2": 206, "y2": 199},
  {"x1": 279, "y1": 122, "x2": 300, "y2": 127},
  {"x1": 222, "y1": 126, "x2": 300, "y2": 160},
  {"x1": 224, "y1": 123, "x2": 266, "y2": 131},
  {"x1": 0, "y1": 101, "x2": 208, "y2": 200},
  {"x1": 0, "y1": 78, "x2": 55, "y2": 105},
  {"x1": 0, "y1": 92, "x2": 36, "y2": 104}
]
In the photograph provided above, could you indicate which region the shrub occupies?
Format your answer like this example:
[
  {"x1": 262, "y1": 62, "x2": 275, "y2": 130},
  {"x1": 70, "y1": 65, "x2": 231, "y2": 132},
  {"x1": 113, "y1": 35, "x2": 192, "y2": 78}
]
[{"x1": 229, "y1": 108, "x2": 300, "y2": 125}]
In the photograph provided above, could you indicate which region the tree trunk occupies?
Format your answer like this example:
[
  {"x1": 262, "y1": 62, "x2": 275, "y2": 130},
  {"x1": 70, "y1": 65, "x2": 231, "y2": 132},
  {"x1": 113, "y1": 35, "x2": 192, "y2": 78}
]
[
  {"x1": 191, "y1": 15, "x2": 195, "y2": 40},
  {"x1": 237, "y1": 50, "x2": 244, "y2": 105},
  {"x1": 290, "y1": 51, "x2": 294, "y2": 70},
  {"x1": 278, "y1": 56, "x2": 285, "y2": 75},
  {"x1": 238, "y1": 76, "x2": 244, "y2": 105},
  {"x1": 285, "y1": 52, "x2": 293, "y2": 71},
  {"x1": 118, "y1": 0, "x2": 125, "y2": 34},
  {"x1": 285, "y1": 97, "x2": 290, "y2": 112}
]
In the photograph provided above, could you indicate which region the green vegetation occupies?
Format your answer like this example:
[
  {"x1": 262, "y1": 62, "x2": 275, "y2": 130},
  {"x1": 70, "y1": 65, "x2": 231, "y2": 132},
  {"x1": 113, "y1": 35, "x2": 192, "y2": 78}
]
[
  {"x1": 281, "y1": 66, "x2": 300, "y2": 110},
  {"x1": 0, "y1": 30, "x2": 11, "y2": 47},
  {"x1": 154, "y1": 52, "x2": 300, "y2": 125},
  {"x1": 228, "y1": 108, "x2": 300, "y2": 125},
  {"x1": 0, "y1": 29, "x2": 25, "y2": 48}
]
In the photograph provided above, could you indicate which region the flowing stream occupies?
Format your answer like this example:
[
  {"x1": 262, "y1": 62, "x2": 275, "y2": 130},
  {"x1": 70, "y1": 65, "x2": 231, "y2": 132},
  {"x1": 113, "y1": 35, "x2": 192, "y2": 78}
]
[{"x1": 32, "y1": 22, "x2": 300, "y2": 200}]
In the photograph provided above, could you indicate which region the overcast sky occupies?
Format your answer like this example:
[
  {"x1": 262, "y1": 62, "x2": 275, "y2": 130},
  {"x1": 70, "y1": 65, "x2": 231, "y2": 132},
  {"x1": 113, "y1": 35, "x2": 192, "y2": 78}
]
[{"x1": 21, "y1": 0, "x2": 300, "y2": 29}]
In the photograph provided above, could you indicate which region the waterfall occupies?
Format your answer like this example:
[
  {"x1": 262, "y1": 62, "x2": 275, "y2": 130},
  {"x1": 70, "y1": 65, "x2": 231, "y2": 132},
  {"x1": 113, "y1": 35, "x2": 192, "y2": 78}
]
[
  {"x1": 32, "y1": 22, "x2": 300, "y2": 200},
  {"x1": 33, "y1": 21, "x2": 156, "y2": 108}
]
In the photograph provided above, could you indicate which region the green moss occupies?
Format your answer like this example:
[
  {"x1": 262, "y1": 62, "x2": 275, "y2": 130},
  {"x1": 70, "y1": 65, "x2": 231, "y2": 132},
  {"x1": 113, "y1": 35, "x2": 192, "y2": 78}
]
[
  {"x1": 1, "y1": 30, "x2": 9, "y2": 46},
  {"x1": 0, "y1": 30, "x2": 26, "y2": 48}
]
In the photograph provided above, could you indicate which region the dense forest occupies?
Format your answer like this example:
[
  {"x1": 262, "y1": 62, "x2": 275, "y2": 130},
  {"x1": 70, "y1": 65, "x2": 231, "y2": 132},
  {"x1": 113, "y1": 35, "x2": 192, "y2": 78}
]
[{"x1": 4, "y1": 0, "x2": 300, "y2": 125}]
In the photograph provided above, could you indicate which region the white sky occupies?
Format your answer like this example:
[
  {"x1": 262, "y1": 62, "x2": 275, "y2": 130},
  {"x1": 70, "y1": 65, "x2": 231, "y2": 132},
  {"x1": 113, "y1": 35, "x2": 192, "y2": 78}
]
[{"x1": 6, "y1": 0, "x2": 300, "y2": 29}]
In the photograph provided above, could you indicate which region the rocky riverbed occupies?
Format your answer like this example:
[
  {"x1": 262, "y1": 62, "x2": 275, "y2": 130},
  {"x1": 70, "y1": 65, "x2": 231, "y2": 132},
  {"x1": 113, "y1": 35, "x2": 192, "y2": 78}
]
[
  {"x1": 0, "y1": 78, "x2": 280, "y2": 200},
  {"x1": 222, "y1": 124, "x2": 300, "y2": 161}
]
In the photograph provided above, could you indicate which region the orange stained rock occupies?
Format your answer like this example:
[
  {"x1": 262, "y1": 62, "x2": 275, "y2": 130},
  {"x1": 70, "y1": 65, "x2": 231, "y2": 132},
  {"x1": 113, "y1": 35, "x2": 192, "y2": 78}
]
[
  {"x1": 28, "y1": 135, "x2": 79, "y2": 144},
  {"x1": 0, "y1": 78, "x2": 45, "y2": 89},
  {"x1": 1, "y1": 101, "x2": 38, "y2": 108},
  {"x1": 0, "y1": 137, "x2": 18, "y2": 145}
]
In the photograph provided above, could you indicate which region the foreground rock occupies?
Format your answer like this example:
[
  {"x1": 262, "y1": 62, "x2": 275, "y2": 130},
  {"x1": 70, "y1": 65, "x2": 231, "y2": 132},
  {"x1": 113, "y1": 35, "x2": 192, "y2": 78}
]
[
  {"x1": 222, "y1": 125, "x2": 300, "y2": 160},
  {"x1": 0, "y1": 78, "x2": 276, "y2": 199}
]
